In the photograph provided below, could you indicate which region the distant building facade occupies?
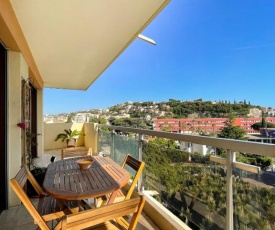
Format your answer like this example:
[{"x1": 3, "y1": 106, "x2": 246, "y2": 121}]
[
  {"x1": 262, "y1": 107, "x2": 275, "y2": 117},
  {"x1": 74, "y1": 113, "x2": 92, "y2": 123},
  {"x1": 153, "y1": 117, "x2": 275, "y2": 134}
]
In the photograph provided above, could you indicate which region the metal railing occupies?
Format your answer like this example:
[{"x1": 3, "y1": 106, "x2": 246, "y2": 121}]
[{"x1": 98, "y1": 124, "x2": 275, "y2": 230}]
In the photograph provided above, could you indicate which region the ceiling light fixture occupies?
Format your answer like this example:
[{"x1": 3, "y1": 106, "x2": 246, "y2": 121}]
[{"x1": 138, "y1": 34, "x2": 156, "y2": 45}]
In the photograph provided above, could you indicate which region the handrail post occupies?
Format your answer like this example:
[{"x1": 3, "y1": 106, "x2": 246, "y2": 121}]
[
  {"x1": 226, "y1": 150, "x2": 235, "y2": 230},
  {"x1": 137, "y1": 133, "x2": 143, "y2": 192},
  {"x1": 97, "y1": 127, "x2": 100, "y2": 156},
  {"x1": 110, "y1": 130, "x2": 115, "y2": 160}
]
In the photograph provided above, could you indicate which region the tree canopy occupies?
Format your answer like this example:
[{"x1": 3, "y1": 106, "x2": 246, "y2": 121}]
[
  {"x1": 251, "y1": 122, "x2": 275, "y2": 130},
  {"x1": 142, "y1": 139, "x2": 275, "y2": 229},
  {"x1": 89, "y1": 117, "x2": 106, "y2": 124},
  {"x1": 108, "y1": 117, "x2": 151, "y2": 129},
  {"x1": 167, "y1": 99, "x2": 254, "y2": 118},
  {"x1": 218, "y1": 112, "x2": 246, "y2": 140},
  {"x1": 217, "y1": 112, "x2": 273, "y2": 170}
]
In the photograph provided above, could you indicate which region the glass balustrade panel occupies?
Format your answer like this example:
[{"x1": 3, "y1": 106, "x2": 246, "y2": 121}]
[
  {"x1": 142, "y1": 139, "x2": 226, "y2": 230},
  {"x1": 232, "y1": 163, "x2": 275, "y2": 230}
]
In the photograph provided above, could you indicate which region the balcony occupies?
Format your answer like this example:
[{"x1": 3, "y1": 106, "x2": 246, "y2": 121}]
[
  {"x1": 95, "y1": 124, "x2": 275, "y2": 230},
  {"x1": 2, "y1": 122, "x2": 275, "y2": 230}
]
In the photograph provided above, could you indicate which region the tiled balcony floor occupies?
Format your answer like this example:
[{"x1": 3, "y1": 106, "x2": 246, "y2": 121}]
[{"x1": 1, "y1": 149, "x2": 159, "y2": 230}]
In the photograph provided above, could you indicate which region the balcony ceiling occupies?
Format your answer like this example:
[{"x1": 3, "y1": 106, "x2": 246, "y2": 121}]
[{"x1": 7, "y1": 0, "x2": 170, "y2": 90}]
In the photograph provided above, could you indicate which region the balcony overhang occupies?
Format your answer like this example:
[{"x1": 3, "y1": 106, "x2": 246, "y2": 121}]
[{"x1": 0, "y1": 0, "x2": 170, "y2": 90}]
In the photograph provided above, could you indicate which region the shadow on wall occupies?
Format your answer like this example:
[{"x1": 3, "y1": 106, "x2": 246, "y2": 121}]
[{"x1": 44, "y1": 122, "x2": 98, "y2": 155}]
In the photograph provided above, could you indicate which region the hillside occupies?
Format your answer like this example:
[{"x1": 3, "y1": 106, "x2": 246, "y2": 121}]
[{"x1": 107, "y1": 99, "x2": 262, "y2": 119}]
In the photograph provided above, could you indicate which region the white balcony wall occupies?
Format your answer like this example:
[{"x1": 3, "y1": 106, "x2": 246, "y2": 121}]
[
  {"x1": 7, "y1": 51, "x2": 28, "y2": 206},
  {"x1": 180, "y1": 141, "x2": 209, "y2": 155},
  {"x1": 180, "y1": 142, "x2": 191, "y2": 153},
  {"x1": 44, "y1": 123, "x2": 85, "y2": 150},
  {"x1": 83, "y1": 122, "x2": 98, "y2": 155}
]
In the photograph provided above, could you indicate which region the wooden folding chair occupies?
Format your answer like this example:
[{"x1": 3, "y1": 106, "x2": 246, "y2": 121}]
[
  {"x1": 61, "y1": 147, "x2": 92, "y2": 159},
  {"x1": 96, "y1": 154, "x2": 145, "y2": 207},
  {"x1": 54, "y1": 195, "x2": 145, "y2": 230},
  {"x1": 10, "y1": 165, "x2": 80, "y2": 229}
]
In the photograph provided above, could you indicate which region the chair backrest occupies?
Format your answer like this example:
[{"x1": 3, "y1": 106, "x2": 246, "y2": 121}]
[
  {"x1": 56, "y1": 195, "x2": 145, "y2": 230},
  {"x1": 10, "y1": 166, "x2": 50, "y2": 230},
  {"x1": 61, "y1": 147, "x2": 92, "y2": 159},
  {"x1": 121, "y1": 154, "x2": 145, "y2": 200}
]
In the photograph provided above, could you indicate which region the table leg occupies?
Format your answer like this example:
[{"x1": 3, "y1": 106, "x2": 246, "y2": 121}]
[
  {"x1": 106, "y1": 190, "x2": 119, "y2": 204},
  {"x1": 56, "y1": 199, "x2": 79, "y2": 214}
]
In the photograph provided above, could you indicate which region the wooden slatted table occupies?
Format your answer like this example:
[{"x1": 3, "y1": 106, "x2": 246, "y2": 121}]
[{"x1": 43, "y1": 156, "x2": 130, "y2": 204}]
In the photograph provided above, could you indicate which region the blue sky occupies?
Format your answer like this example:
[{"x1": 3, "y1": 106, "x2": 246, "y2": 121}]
[{"x1": 44, "y1": 1, "x2": 275, "y2": 115}]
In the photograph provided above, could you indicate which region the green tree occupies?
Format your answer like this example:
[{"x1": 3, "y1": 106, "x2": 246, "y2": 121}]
[
  {"x1": 109, "y1": 117, "x2": 150, "y2": 129},
  {"x1": 218, "y1": 112, "x2": 246, "y2": 140},
  {"x1": 108, "y1": 117, "x2": 116, "y2": 124},
  {"x1": 151, "y1": 138, "x2": 177, "y2": 149},
  {"x1": 251, "y1": 122, "x2": 275, "y2": 131},
  {"x1": 89, "y1": 117, "x2": 106, "y2": 124},
  {"x1": 159, "y1": 122, "x2": 173, "y2": 132},
  {"x1": 251, "y1": 111, "x2": 275, "y2": 130}
]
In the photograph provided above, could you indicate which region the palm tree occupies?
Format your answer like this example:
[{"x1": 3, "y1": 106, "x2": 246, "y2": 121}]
[
  {"x1": 186, "y1": 123, "x2": 191, "y2": 133},
  {"x1": 191, "y1": 119, "x2": 196, "y2": 134},
  {"x1": 181, "y1": 122, "x2": 187, "y2": 133},
  {"x1": 197, "y1": 120, "x2": 202, "y2": 134},
  {"x1": 211, "y1": 123, "x2": 216, "y2": 135}
]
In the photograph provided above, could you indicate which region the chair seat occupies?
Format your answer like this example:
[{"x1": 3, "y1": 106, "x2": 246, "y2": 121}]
[
  {"x1": 37, "y1": 195, "x2": 80, "y2": 222},
  {"x1": 10, "y1": 165, "x2": 85, "y2": 229},
  {"x1": 96, "y1": 188, "x2": 127, "y2": 207},
  {"x1": 83, "y1": 219, "x2": 125, "y2": 230},
  {"x1": 57, "y1": 196, "x2": 145, "y2": 230},
  {"x1": 113, "y1": 188, "x2": 127, "y2": 202},
  {"x1": 95, "y1": 154, "x2": 145, "y2": 208}
]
